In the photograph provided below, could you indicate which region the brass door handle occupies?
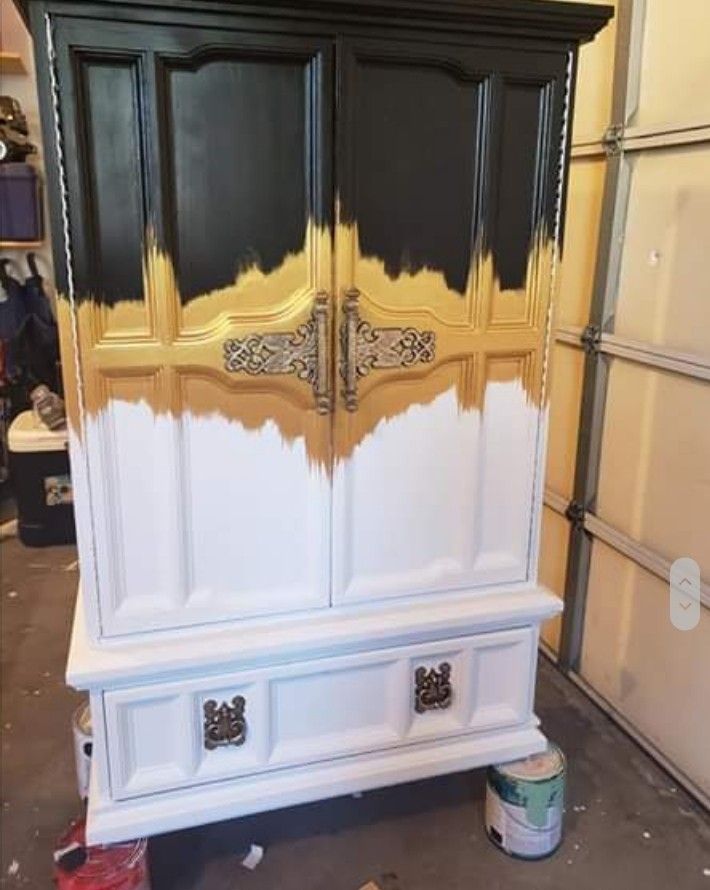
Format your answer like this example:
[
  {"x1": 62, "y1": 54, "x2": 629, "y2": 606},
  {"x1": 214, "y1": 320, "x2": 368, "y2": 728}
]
[
  {"x1": 311, "y1": 292, "x2": 331, "y2": 415},
  {"x1": 341, "y1": 289, "x2": 360, "y2": 412},
  {"x1": 223, "y1": 292, "x2": 332, "y2": 415},
  {"x1": 339, "y1": 288, "x2": 436, "y2": 412}
]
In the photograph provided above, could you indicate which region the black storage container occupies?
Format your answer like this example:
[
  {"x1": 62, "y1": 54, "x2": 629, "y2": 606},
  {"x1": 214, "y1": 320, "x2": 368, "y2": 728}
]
[
  {"x1": 0, "y1": 163, "x2": 43, "y2": 242},
  {"x1": 8, "y1": 410, "x2": 75, "y2": 546}
]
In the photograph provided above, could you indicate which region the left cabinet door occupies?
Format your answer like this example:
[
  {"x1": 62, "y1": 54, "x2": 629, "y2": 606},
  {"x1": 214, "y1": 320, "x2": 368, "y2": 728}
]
[{"x1": 49, "y1": 18, "x2": 335, "y2": 637}]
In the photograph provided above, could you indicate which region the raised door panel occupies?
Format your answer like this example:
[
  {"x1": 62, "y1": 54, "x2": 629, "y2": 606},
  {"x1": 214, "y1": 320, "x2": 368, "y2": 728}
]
[
  {"x1": 332, "y1": 40, "x2": 570, "y2": 604},
  {"x1": 53, "y1": 21, "x2": 334, "y2": 636}
]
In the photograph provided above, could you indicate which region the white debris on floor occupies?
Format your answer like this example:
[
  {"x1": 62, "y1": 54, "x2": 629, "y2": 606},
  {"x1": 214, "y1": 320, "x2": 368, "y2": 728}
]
[{"x1": 240, "y1": 844, "x2": 264, "y2": 870}]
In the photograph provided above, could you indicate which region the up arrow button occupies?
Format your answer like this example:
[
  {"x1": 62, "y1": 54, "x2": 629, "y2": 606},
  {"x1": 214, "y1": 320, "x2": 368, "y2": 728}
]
[{"x1": 670, "y1": 557, "x2": 701, "y2": 631}]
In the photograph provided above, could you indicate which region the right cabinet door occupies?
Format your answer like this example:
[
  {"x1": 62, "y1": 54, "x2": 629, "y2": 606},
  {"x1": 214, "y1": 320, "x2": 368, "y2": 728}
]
[{"x1": 332, "y1": 39, "x2": 570, "y2": 605}]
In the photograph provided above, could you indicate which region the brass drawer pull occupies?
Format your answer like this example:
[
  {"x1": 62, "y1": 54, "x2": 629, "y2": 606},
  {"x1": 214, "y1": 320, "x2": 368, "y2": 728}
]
[
  {"x1": 223, "y1": 292, "x2": 332, "y2": 414},
  {"x1": 203, "y1": 696, "x2": 247, "y2": 750},
  {"x1": 414, "y1": 662, "x2": 453, "y2": 713},
  {"x1": 340, "y1": 288, "x2": 436, "y2": 412}
]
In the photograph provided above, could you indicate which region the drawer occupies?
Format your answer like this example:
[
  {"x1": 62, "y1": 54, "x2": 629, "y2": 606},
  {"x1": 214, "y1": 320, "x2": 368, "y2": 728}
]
[{"x1": 103, "y1": 626, "x2": 536, "y2": 801}]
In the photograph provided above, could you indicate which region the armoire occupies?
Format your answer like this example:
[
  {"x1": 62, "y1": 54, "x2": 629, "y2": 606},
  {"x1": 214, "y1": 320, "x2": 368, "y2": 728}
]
[{"x1": 22, "y1": 0, "x2": 611, "y2": 843}]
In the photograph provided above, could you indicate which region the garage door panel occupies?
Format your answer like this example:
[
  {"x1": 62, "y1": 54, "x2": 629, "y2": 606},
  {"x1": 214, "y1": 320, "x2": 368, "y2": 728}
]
[
  {"x1": 632, "y1": 0, "x2": 710, "y2": 130},
  {"x1": 581, "y1": 540, "x2": 710, "y2": 797},
  {"x1": 597, "y1": 362, "x2": 710, "y2": 578},
  {"x1": 614, "y1": 145, "x2": 710, "y2": 356},
  {"x1": 557, "y1": 157, "x2": 607, "y2": 328},
  {"x1": 545, "y1": 343, "x2": 585, "y2": 498}
]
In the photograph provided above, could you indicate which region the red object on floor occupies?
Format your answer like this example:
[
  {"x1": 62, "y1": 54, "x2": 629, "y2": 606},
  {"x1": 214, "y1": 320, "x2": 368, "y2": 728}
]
[{"x1": 53, "y1": 819, "x2": 150, "y2": 890}]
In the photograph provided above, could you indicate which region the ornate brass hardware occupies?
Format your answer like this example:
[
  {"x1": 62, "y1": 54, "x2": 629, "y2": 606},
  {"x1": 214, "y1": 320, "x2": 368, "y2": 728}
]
[
  {"x1": 203, "y1": 696, "x2": 247, "y2": 750},
  {"x1": 340, "y1": 288, "x2": 436, "y2": 411},
  {"x1": 223, "y1": 292, "x2": 331, "y2": 414},
  {"x1": 414, "y1": 662, "x2": 453, "y2": 714}
]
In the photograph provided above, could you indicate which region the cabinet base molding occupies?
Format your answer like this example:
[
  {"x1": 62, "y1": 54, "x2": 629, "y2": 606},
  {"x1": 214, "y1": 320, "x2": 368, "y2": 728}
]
[{"x1": 87, "y1": 722, "x2": 546, "y2": 845}]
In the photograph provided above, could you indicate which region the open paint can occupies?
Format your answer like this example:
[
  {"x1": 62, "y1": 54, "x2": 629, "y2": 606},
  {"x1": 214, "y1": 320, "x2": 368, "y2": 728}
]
[
  {"x1": 53, "y1": 819, "x2": 150, "y2": 890},
  {"x1": 72, "y1": 702, "x2": 93, "y2": 800},
  {"x1": 485, "y1": 742, "x2": 565, "y2": 860}
]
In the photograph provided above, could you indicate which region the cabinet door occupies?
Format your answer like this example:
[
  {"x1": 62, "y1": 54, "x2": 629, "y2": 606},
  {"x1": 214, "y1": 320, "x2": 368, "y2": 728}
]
[
  {"x1": 52, "y1": 20, "x2": 334, "y2": 636},
  {"x1": 332, "y1": 39, "x2": 569, "y2": 604}
]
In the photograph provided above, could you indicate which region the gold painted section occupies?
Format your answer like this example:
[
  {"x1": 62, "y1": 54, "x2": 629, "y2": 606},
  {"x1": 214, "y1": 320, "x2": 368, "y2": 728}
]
[
  {"x1": 332, "y1": 218, "x2": 552, "y2": 461},
  {"x1": 59, "y1": 216, "x2": 554, "y2": 467},
  {"x1": 65, "y1": 222, "x2": 333, "y2": 468}
]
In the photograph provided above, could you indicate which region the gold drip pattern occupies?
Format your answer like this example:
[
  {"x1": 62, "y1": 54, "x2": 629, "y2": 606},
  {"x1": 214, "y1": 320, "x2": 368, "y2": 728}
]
[{"x1": 56, "y1": 218, "x2": 555, "y2": 469}]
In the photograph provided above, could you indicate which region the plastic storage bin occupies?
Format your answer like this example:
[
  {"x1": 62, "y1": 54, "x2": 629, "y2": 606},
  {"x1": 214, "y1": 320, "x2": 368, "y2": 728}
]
[
  {"x1": 0, "y1": 163, "x2": 43, "y2": 242},
  {"x1": 8, "y1": 410, "x2": 75, "y2": 546}
]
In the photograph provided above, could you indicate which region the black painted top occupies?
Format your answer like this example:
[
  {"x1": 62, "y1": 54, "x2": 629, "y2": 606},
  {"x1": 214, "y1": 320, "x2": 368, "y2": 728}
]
[
  {"x1": 17, "y1": 0, "x2": 613, "y2": 44},
  {"x1": 22, "y1": 0, "x2": 613, "y2": 304}
]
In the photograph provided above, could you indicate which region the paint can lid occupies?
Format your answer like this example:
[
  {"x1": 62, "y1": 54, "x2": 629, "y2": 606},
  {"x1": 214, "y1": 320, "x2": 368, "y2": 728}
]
[{"x1": 494, "y1": 743, "x2": 565, "y2": 783}]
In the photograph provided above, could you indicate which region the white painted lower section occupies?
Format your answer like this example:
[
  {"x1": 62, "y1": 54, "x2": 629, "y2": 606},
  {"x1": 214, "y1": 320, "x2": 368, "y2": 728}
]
[
  {"x1": 67, "y1": 427, "x2": 102, "y2": 640},
  {"x1": 82, "y1": 403, "x2": 331, "y2": 637},
  {"x1": 65, "y1": 369, "x2": 557, "y2": 843},
  {"x1": 333, "y1": 382, "x2": 540, "y2": 605},
  {"x1": 69, "y1": 584, "x2": 561, "y2": 844},
  {"x1": 75, "y1": 377, "x2": 543, "y2": 640}
]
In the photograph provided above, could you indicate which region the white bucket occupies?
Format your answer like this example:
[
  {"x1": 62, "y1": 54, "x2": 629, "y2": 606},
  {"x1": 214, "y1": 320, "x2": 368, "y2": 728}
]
[
  {"x1": 72, "y1": 702, "x2": 93, "y2": 800},
  {"x1": 485, "y1": 743, "x2": 565, "y2": 860}
]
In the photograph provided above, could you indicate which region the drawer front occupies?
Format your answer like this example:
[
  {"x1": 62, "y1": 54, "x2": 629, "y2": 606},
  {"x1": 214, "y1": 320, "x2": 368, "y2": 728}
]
[{"x1": 104, "y1": 627, "x2": 535, "y2": 800}]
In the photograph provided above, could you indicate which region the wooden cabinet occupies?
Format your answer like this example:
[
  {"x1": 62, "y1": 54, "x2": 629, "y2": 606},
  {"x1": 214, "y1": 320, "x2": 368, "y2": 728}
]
[{"x1": 25, "y1": 0, "x2": 611, "y2": 842}]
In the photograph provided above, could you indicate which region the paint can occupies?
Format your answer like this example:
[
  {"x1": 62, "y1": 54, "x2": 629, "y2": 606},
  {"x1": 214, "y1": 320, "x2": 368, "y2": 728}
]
[
  {"x1": 53, "y1": 819, "x2": 151, "y2": 890},
  {"x1": 485, "y1": 742, "x2": 565, "y2": 860},
  {"x1": 72, "y1": 702, "x2": 93, "y2": 801}
]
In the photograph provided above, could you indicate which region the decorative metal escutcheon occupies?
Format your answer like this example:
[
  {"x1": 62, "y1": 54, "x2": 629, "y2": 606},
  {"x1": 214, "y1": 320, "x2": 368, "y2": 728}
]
[
  {"x1": 203, "y1": 695, "x2": 247, "y2": 750},
  {"x1": 340, "y1": 288, "x2": 436, "y2": 411},
  {"x1": 223, "y1": 292, "x2": 331, "y2": 414},
  {"x1": 414, "y1": 662, "x2": 453, "y2": 714}
]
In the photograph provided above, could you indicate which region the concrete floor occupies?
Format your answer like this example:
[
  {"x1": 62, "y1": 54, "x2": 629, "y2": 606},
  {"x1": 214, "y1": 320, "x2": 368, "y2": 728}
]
[{"x1": 1, "y1": 534, "x2": 709, "y2": 889}]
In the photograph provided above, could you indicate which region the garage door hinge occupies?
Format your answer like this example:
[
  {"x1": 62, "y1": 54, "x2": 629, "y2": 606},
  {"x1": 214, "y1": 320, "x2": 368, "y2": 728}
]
[
  {"x1": 602, "y1": 124, "x2": 624, "y2": 156},
  {"x1": 580, "y1": 324, "x2": 601, "y2": 354},
  {"x1": 565, "y1": 500, "x2": 587, "y2": 530}
]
